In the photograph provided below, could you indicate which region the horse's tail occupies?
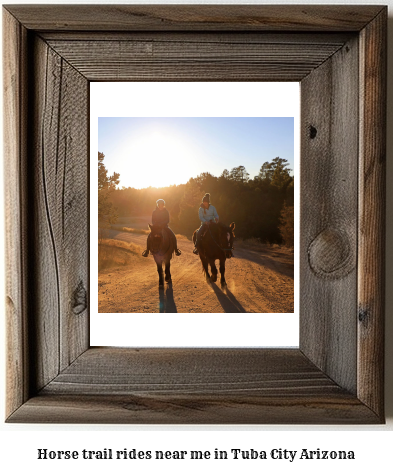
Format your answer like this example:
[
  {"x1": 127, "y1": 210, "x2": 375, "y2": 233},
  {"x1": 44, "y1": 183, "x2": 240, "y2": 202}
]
[{"x1": 170, "y1": 244, "x2": 176, "y2": 258}]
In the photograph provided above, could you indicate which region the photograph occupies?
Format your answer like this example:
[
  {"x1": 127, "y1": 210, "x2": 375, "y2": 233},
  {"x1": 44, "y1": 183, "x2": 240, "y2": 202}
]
[{"x1": 98, "y1": 117, "x2": 295, "y2": 314}]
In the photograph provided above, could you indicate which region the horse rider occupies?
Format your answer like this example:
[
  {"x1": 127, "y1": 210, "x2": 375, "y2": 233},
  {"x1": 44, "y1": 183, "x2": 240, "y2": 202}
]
[
  {"x1": 142, "y1": 199, "x2": 181, "y2": 257},
  {"x1": 193, "y1": 193, "x2": 219, "y2": 255}
]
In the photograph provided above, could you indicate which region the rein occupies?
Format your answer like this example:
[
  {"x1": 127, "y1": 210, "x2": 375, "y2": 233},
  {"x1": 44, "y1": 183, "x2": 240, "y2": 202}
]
[{"x1": 207, "y1": 224, "x2": 232, "y2": 253}]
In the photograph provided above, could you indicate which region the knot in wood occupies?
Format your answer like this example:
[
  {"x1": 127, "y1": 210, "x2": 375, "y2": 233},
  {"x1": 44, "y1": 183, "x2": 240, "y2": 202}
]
[
  {"x1": 358, "y1": 307, "x2": 370, "y2": 325},
  {"x1": 73, "y1": 281, "x2": 87, "y2": 315},
  {"x1": 309, "y1": 125, "x2": 317, "y2": 139},
  {"x1": 308, "y1": 228, "x2": 354, "y2": 279}
]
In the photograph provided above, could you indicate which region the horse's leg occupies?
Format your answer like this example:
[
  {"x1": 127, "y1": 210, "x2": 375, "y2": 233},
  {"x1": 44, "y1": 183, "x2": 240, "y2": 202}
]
[
  {"x1": 165, "y1": 260, "x2": 172, "y2": 283},
  {"x1": 219, "y1": 258, "x2": 226, "y2": 286},
  {"x1": 156, "y1": 261, "x2": 164, "y2": 286},
  {"x1": 200, "y1": 255, "x2": 210, "y2": 280},
  {"x1": 210, "y1": 259, "x2": 218, "y2": 283}
]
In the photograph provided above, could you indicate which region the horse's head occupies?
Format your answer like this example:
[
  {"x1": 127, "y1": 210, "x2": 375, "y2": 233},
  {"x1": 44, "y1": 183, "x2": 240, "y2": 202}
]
[
  {"x1": 219, "y1": 222, "x2": 235, "y2": 251},
  {"x1": 148, "y1": 224, "x2": 165, "y2": 253}
]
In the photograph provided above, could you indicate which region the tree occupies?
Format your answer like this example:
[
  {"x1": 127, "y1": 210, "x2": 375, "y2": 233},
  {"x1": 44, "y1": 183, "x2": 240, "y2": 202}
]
[
  {"x1": 279, "y1": 202, "x2": 294, "y2": 247},
  {"x1": 98, "y1": 151, "x2": 107, "y2": 191},
  {"x1": 98, "y1": 151, "x2": 120, "y2": 191},
  {"x1": 258, "y1": 161, "x2": 274, "y2": 181},
  {"x1": 220, "y1": 169, "x2": 230, "y2": 180},
  {"x1": 194, "y1": 171, "x2": 216, "y2": 187},
  {"x1": 100, "y1": 159, "x2": 295, "y2": 245},
  {"x1": 194, "y1": 172, "x2": 219, "y2": 199},
  {"x1": 229, "y1": 165, "x2": 250, "y2": 183},
  {"x1": 177, "y1": 179, "x2": 203, "y2": 237},
  {"x1": 258, "y1": 157, "x2": 292, "y2": 188},
  {"x1": 98, "y1": 152, "x2": 120, "y2": 224}
]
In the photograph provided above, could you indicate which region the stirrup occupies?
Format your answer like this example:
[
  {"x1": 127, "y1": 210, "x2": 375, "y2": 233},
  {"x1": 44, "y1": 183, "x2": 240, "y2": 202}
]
[
  {"x1": 142, "y1": 249, "x2": 149, "y2": 257},
  {"x1": 193, "y1": 247, "x2": 199, "y2": 255},
  {"x1": 175, "y1": 248, "x2": 181, "y2": 256}
]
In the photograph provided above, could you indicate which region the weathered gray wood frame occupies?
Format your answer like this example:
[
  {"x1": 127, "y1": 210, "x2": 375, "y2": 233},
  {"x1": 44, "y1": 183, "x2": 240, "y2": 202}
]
[{"x1": 3, "y1": 5, "x2": 386, "y2": 423}]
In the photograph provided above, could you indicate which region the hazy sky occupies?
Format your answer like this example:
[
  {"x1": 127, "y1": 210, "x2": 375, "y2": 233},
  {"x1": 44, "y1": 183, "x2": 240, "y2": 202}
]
[{"x1": 98, "y1": 117, "x2": 294, "y2": 189}]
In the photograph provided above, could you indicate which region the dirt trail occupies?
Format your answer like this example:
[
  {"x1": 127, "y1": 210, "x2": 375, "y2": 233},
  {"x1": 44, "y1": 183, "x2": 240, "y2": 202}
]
[{"x1": 98, "y1": 229, "x2": 294, "y2": 313}]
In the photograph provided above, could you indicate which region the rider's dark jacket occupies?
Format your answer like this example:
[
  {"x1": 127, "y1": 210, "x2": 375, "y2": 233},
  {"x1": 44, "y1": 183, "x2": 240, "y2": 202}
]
[{"x1": 152, "y1": 207, "x2": 170, "y2": 226}]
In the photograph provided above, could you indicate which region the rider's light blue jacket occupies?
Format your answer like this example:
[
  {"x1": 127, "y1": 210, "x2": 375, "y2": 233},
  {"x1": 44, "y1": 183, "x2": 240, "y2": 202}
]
[{"x1": 199, "y1": 204, "x2": 219, "y2": 224}]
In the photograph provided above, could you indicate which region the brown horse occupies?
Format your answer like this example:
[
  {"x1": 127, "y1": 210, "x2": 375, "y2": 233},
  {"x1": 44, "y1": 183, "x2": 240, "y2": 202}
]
[
  {"x1": 192, "y1": 222, "x2": 235, "y2": 286},
  {"x1": 148, "y1": 224, "x2": 176, "y2": 286}
]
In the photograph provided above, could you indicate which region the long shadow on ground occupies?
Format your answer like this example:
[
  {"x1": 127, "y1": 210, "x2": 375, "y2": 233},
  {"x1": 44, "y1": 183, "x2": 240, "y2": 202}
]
[
  {"x1": 209, "y1": 282, "x2": 246, "y2": 313},
  {"x1": 234, "y1": 248, "x2": 294, "y2": 279},
  {"x1": 158, "y1": 284, "x2": 177, "y2": 313}
]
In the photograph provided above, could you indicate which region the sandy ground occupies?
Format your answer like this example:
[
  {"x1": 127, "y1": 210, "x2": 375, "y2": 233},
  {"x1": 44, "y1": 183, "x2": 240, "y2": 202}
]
[{"x1": 98, "y1": 228, "x2": 294, "y2": 313}]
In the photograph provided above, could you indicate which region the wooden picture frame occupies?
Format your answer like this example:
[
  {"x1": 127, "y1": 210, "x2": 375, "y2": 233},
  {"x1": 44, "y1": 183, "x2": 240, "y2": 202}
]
[{"x1": 3, "y1": 5, "x2": 386, "y2": 424}]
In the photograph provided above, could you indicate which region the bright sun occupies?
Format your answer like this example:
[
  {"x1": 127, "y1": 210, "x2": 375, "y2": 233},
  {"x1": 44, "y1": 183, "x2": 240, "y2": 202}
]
[{"x1": 116, "y1": 127, "x2": 202, "y2": 189}]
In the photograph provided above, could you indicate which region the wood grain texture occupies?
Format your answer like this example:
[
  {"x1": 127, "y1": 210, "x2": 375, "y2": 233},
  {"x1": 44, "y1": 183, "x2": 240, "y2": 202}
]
[
  {"x1": 43, "y1": 348, "x2": 340, "y2": 395},
  {"x1": 9, "y1": 392, "x2": 379, "y2": 424},
  {"x1": 46, "y1": 37, "x2": 347, "y2": 82},
  {"x1": 358, "y1": 9, "x2": 387, "y2": 418},
  {"x1": 7, "y1": 348, "x2": 380, "y2": 424},
  {"x1": 30, "y1": 37, "x2": 60, "y2": 389},
  {"x1": 40, "y1": 31, "x2": 354, "y2": 44},
  {"x1": 28, "y1": 36, "x2": 89, "y2": 392},
  {"x1": 3, "y1": 9, "x2": 29, "y2": 417},
  {"x1": 4, "y1": 5, "x2": 384, "y2": 32},
  {"x1": 300, "y1": 36, "x2": 359, "y2": 394}
]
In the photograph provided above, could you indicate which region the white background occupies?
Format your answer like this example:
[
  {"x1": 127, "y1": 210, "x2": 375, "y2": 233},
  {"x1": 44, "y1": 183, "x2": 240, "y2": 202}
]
[
  {"x1": 1, "y1": 0, "x2": 392, "y2": 473},
  {"x1": 90, "y1": 82, "x2": 300, "y2": 347}
]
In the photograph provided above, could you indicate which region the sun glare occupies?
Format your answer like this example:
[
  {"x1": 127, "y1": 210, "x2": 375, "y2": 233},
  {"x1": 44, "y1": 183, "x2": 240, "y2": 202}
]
[{"x1": 117, "y1": 126, "x2": 201, "y2": 189}]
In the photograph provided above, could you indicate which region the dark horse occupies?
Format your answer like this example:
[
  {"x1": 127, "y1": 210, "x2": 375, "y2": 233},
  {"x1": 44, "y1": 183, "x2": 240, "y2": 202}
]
[
  {"x1": 147, "y1": 224, "x2": 176, "y2": 286},
  {"x1": 192, "y1": 222, "x2": 235, "y2": 286}
]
